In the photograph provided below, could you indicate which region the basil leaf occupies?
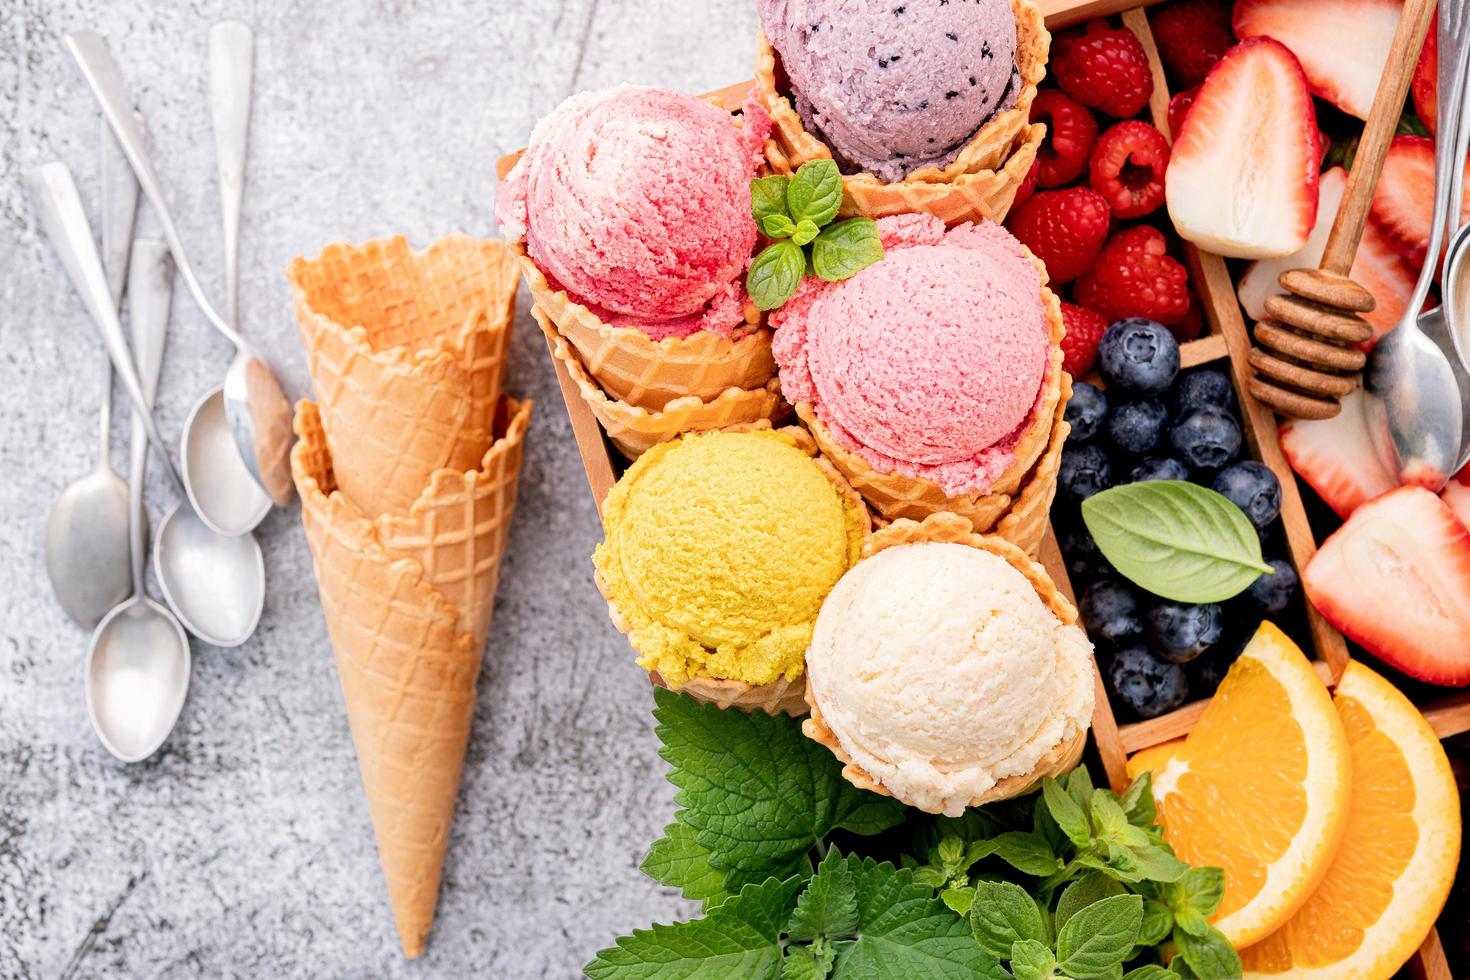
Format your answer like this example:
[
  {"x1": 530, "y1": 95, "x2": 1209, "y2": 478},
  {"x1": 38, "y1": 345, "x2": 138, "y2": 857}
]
[
  {"x1": 1124, "y1": 967, "x2": 1179, "y2": 980},
  {"x1": 1138, "y1": 899, "x2": 1174, "y2": 946},
  {"x1": 1173, "y1": 924, "x2": 1242, "y2": 979},
  {"x1": 970, "y1": 879, "x2": 1046, "y2": 959},
  {"x1": 1119, "y1": 773, "x2": 1157, "y2": 830},
  {"x1": 1055, "y1": 873, "x2": 1126, "y2": 933},
  {"x1": 751, "y1": 174, "x2": 790, "y2": 224},
  {"x1": 760, "y1": 212, "x2": 797, "y2": 239},
  {"x1": 1043, "y1": 779, "x2": 1091, "y2": 847},
  {"x1": 747, "y1": 240, "x2": 807, "y2": 311},
  {"x1": 1081, "y1": 481, "x2": 1272, "y2": 603},
  {"x1": 1164, "y1": 866, "x2": 1226, "y2": 919},
  {"x1": 1009, "y1": 939, "x2": 1058, "y2": 980},
  {"x1": 791, "y1": 217, "x2": 821, "y2": 246},
  {"x1": 1056, "y1": 894, "x2": 1143, "y2": 977},
  {"x1": 786, "y1": 160, "x2": 842, "y2": 227},
  {"x1": 811, "y1": 218, "x2": 883, "y2": 282},
  {"x1": 970, "y1": 832, "x2": 1062, "y2": 877}
]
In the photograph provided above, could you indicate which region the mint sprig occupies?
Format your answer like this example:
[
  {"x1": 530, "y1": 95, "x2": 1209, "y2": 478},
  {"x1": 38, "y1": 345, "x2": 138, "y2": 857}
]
[{"x1": 746, "y1": 160, "x2": 882, "y2": 310}]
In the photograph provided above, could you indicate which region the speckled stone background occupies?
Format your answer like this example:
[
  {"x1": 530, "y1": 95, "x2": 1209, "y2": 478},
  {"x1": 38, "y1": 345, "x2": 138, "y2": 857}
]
[{"x1": 0, "y1": 2, "x2": 758, "y2": 975}]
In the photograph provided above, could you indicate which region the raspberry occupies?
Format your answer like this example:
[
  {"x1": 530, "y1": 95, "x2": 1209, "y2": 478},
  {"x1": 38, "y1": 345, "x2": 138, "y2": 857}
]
[
  {"x1": 1031, "y1": 89, "x2": 1099, "y2": 187},
  {"x1": 1053, "y1": 20, "x2": 1154, "y2": 119},
  {"x1": 1173, "y1": 289, "x2": 1205, "y2": 341},
  {"x1": 1149, "y1": 0, "x2": 1234, "y2": 90},
  {"x1": 1168, "y1": 88, "x2": 1198, "y2": 139},
  {"x1": 1089, "y1": 120, "x2": 1170, "y2": 218},
  {"x1": 1012, "y1": 159, "x2": 1040, "y2": 209},
  {"x1": 1075, "y1": 226, "x2": 1190, "y2": 326},
  {"x1": 1005, "y1": 187, "x2": 1112, "y2": 285},
  {"x1": 1059, "y1": 302, "x2": 1110, "y2": 378}
]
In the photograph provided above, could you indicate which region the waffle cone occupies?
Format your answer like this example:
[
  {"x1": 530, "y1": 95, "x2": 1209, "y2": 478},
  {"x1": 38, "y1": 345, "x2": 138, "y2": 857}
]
[
  {"x1": 291, "y1": 396, "x2": 531, "y2": 958},
  {"x1": 535, "y1": 306, "x2": 785, "y2": 459},
  {"x1": 992, "y1": 374, "x2": 1071, "y2": 558},
  {"x1": 803, "y1": 512, "x2": 1087, "y2": 807},
  {"x1": 514, "y1": 245, "x2": 776, "y2": 410},
  {"x1": 289, "y1": 235, "x2": 518, "y2": 518}
]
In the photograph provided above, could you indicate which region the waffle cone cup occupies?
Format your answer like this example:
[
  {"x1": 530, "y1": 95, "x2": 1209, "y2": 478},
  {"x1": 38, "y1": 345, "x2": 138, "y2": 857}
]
[
  {"x1": 289, "y1": 235, "x2": 518, "y2": 518},
  {"x1": 291, "y1": 395, "x2": 531, "y2": 958},
  {"x1": 992, "y1": 373, "x2": 1071, "y2": 558},
  {"x1": 513, "y1": 245, "x2": 776, "y2": 410},
  {"x1": 535, "y1": 306, "x2": 785, "y2": 459},
  {"x1": 803, "y1": 512, "x2": 1088, "y2": 808}
]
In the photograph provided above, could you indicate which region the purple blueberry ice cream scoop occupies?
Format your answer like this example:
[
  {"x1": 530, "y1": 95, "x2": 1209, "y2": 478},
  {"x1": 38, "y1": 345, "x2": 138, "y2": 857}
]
[{"x1": 759, "y1": 0, "x2": 1019, "y2": 182}]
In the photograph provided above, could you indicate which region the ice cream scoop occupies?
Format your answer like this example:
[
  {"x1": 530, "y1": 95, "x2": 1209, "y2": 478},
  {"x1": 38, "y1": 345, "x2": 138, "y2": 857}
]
[
  {"x1": 773, "y1": 213, "x2": 1050, "y2": 496},
  {"x1": 496, "y1": 85, "x2": 771, "y2": 340},
  {"x1": 594, "y1": 427, "x2": 866, "y2": 688},
  {"x1": 758, "y1": 0, "x2": 1019, "y2": 181},
  {"x1": 805, "y1": 537, "x2": 1094, "y2": 816}
]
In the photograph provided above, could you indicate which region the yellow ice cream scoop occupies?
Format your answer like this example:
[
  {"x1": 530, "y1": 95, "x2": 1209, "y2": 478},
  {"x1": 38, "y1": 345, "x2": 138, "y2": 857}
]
[{"x1": 594, "y1": 427, "x2": 866, "y2": 688}]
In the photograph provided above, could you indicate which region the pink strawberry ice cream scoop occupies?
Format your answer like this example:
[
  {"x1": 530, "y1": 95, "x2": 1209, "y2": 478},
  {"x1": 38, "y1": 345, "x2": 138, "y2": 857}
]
[
  {"x1": 495, "y1": 85, "x2": 771, "y2": 340},
  {"x1": 773, "y1": 214, "x2": 1048, "y2": 496}
]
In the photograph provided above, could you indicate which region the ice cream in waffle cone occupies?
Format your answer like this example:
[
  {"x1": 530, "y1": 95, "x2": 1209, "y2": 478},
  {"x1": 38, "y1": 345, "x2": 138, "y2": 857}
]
[
  {"x1": 289, "y1": 235, "x2": 518, "y2": 518},
  {"x1": 292, "y1": 395, "x2": 531, "y2": 958},
  {"x1": 802, "y1": 512, "x2": 1093, "y2": 814}
]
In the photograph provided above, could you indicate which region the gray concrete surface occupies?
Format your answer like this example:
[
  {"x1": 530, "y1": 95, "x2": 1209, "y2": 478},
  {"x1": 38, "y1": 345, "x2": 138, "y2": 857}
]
[{"x1": 0, "y1": 1, "x2": 759, "y2": 975}]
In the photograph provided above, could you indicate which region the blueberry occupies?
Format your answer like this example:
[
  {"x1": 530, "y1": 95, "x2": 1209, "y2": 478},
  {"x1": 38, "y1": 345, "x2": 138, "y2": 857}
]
[
  {"x1": 1109, "y1": 646, "x2": 1190, "y2": 718},
  {"x1": 1081, "y1": 579, "x2": 1143, "y2": 649},
  {"x1": 1170, "y1": 368, "x2": 1235, "y2": 419},
  {"x1": 1061, "y1": 525, "x2": 1113, "y2": 583},
  {"x1": 1188, "y1": 629, "x2": 1252, "y2": 694},
  {"x1": 1065, "y1": 381, "x2": 1109, "y2": 443},
  {"x1": 1107, "y1": 399, "x2": 1168, "y2": 456},
  {"x1": 1169, "y1": 406, "x2": 1242, "y2": 470},
  {"x1": 1245, "y1": 558, "x2": 1299, "y2": 614},
  {"x1": 1212, "y1": 461, "x2": 1282, "y2": 529},
  {"x1": 1099, "y1": 318, "x2": 1181, "y2": 396},
  {"x1": 1059, "y1": 443, "x2": 1114, "y2": 501},
  {"x1": 1130, "y1": 457, "x2": 1190, "y2": 482},
  {"x1": 1145, "y1": 601, "x2": 1223, "y2": 663}
]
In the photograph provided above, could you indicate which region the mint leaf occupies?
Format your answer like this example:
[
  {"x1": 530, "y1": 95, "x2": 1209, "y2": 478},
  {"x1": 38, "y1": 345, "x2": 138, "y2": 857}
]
[
  {"x1": 761, "y1": 212, "x2": 798, "y2": 239},
  {"x1": 792, "y1": 218, "x2": 821, "y2": 246},
  {"x1": 752, "y1": 174, "x2": 790, "y2": 224},
  {"x1": 1138, "y1": 899, "x2": 1174, "y2": 946},
  {"x1": 969, "y1": 832, "x2": 1062, "y2": 877},
  {"x1": 940, "y1": 886, "x2": 975, "y2": 917},
  {"x1": 786, "y1": 160, "x2": 842, "y2": 227},
  {"x1": 1173, "y1": 906, "x2": 1209, "y2": 938},
  {"x1": 1056, "y1": 873, "x2": 1126, "y2": 933},
  {"x1": 1167, "y1": 954, "x2": 1199, "y2": 978},
  {"x1": 641, "y1": 819, "x2": 729, "y2": 907},
  {"x1": 1082, "y1": 481, "x2": 1272, "y2": 603},
  {"x1": 1042, "y1": 778, "x2": 1091, "y2": 847},
  {"x1": 1010, "y1": 939, "x2": 1058, "y2": 980},
  {"x1": 1091, "y1": 791, "x2": 1134, "y2": 842},
  {"x1": 1067, "y1": 764, "x2": 1096, "y2": 806},
  {"x1": 969, "y1": 879, "x2": 1046, "y2": 959},
  {"x1": 783, "y1": 943, "x2": 835, "y2": 980},
  {"x1": 1124, "y1": 967, "x2": 1178, "y2": 980},
  {"x1": 1126, "y1": 843, "x2": 1190, "y2": 884},
  {"x1": 1119, "y1": 773, "x2": 1157, "y2": 830},
  {"x1": 585, "y1": 875, "x2": 804, "y2": 979},
  {"x1": 789, "y1": 849, "x2": 859, "y2": 942},
  {"x1": 1163, "y1": 866, "x2": 1225, "y2": 919},
  {"x1": 747, "y1": 241, "x2": 807, "y2": 310},
  {"x1": 811, "y1": 218, "x2": 883, "y2": 282},
  {"x1": 1033, "y1": 795, "x2": 1069, "y2": 855},
  {"x1": 1056, "y1": 894, "x2": 1143, "y2": 977},
  {"x1": 1173, "y1": 924, "x2": 1242, "y2": 979}
]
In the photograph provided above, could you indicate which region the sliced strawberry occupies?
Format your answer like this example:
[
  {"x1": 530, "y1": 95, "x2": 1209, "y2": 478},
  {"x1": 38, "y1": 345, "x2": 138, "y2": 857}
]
[
  {"x1": 1233, "y1": 0, "x2": 1403, "y2": 120},
  {"x1": 1165, "y1": 37, "x2": 1318, "y2": 258},
  {"x1": 1369, "y1": 135, "x2": 1470, "y2": 269},
  {"x1": 1352, "y1": 220, "x2": 1417, "y2": 347},
  {"x1": 1442, "y1": 478, "x2": 1470, "y2": 531},
  {"x1": 1279, "y1": 387, "x2": 1397, "y2": 519},
  {"x1": 1304, "y1": 486, "x2": 1470, "y2": 686},
  {"x1": 1412, "y1": 13, "x2": 1437, "y2": 134}
]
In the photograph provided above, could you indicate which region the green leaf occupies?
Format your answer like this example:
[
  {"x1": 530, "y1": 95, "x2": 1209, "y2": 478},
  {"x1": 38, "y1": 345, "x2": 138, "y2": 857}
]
[
  {"x1": 1172, "y1": 907, "x2": 1209, "y2": 938},
  {"x1": 1123, "y1": 967, "x2": 1178, "y2": 980},
  {"x1": 1119, "y1": 773, "x2": 1157, "y2": 830},
  {"x1": 640, "y1": 818, "x2": 730, "y2": 907},
  {"x1": 1055, "y1": 873, "x2": 1126, "y2": 933},
  {"x1": 1010, "y1": 939, "x2": 1058, "y2": 980},
  {"x1": 751, "y1": 174, "x2": 790, "y2": 224},
  {"x1": 792, "y1": 217, "x2": 821, "y2": 246},
  {"x1": 585, "y1": 875, "x2": 804, "y2": 979},
  {"x1": 1091, "y1": 791, "x2": 1132, "y2": 841},
  {"x1": 789, "y1": 849, "x2": 860, "y2": 943},
  {"x1": 1138, "y1": 900, "x2": 1174, "y2": 947},
  {"x1": 969, "y1": 879, "x2": 1046, "y2": 959},
  {"x1": 940, "y1": 886, "x2": 975, "y2": 917},
  {"x1": 1163, "y1": 867, "x2": 1226, "y2": 919},
  {"x1": 1173, "y1": 924, "x2": 1242, "y2": 979},
  {"x1": 760, "y1": 212, "x2": 798, "y2": 239},
  {"x1": 1167, "y1": 953, "x2": 1199, "y2": 978},
  {"x1": 1056, "y1": 895, "x2": 1143, "y2": 977},
  {"x1": 1043, "y1": 778, "x2": 1091, "y2": 847},
  {"x1": 1067, "y1": 765, "x2": 1096, "y2": 806},
  {"x1": 747, "y1": 240, "x2": 808, "y2": 311},
  {"x1": 1081, "y1": 481, "x2": 1272, "y2": 603},
  {"x1": 1125, "y1": 843, "x2": 1190, "y2": 884},
  {"x1": 970, "y1": 832, "x2": 1062, "y2": 877},
  {"x1": 786, "y1": 160, "x2": 842, "y2": 227},
  {"x1": 811, "y1": 218, "x2": 883, "y2": 282},
  {"x1": 1034, "y1": 796, "x2": 1069, "y2": 856},
  {"x1": 654, "y1": 689, "x2": 905, "y2": 880},
  {"x1": 783, "y1": 942, "x2": 836, "y2": 980}
]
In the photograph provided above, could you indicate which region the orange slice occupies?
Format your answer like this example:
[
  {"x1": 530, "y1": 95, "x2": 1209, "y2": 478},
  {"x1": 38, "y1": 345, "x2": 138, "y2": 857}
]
[
  {"x1": 1241, "y1": 660, "x2": 1461, "y2": 979},
  {"x1": 1125, "y1": 738, "x2": 1184, "y2": 783},
  {"x1": 1147, "y1": 621, "x2": 1352, "y2": 949}
]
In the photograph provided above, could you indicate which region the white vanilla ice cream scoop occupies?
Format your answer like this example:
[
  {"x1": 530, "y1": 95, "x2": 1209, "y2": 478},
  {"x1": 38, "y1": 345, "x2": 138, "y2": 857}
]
[{"x1": 805, "y1": 541, "x2": 1093, "y2": 816}]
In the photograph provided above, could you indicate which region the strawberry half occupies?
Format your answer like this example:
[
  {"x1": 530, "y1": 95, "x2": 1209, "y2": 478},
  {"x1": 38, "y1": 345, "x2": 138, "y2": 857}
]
[
  {"x1": 1304, "y1": 486, "x2": 1470, "y2": 686},
  {"x1": 1352, "y1": 220, "x2": 1418, "y2": 346},
  {"x1": 1278, "y1": 388, "x2": 1396, "y2": 519},
  {"x1": 1165, "y1": 37, "x2": 1319, "y2": 258},
  {"x1": 1369, "y1": 135, "x2": 1470, "y2": 269},
  {"x1": 1442, "y1": 475, "x2": 1470, "y2": 531},
  {"x1": 1412, "y1": 13, "x2": 1437, "y2": 134},
  {"x1": 1233, "y1": 0, "x2": 1403, "y2": 120}
]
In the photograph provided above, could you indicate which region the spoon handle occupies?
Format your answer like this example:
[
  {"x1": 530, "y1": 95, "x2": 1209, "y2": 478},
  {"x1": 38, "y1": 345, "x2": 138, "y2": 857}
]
[
  {"x1": 28, "y1": 162, "x2": 187, "y2": 498},
  {"x1": 126, "y1": 239, "x2": 173, "y2": 598},
  {"x1": 97, "y1": 116, "x2": 141, "y2": 469},
  {"x1": 209, "y1": 22, "x2": 253, "y2": 330}
]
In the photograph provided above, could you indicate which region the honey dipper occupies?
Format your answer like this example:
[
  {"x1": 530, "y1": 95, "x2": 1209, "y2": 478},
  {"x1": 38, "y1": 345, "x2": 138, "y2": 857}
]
[{"x1": 1246, "y1": 0, "x2": 1436, "y2": 420}]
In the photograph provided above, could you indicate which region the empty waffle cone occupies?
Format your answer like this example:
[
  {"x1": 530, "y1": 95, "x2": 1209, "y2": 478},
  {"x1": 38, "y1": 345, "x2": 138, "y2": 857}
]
[
  {"x1": 291, "y1": 396, "x2": 531, "y2": 958},
  {"x1": 289, "y1": 235, "x2": 518, "y2": 518},
  {"x1": 803, "y1": 512, "x2": 1088, "y2": 807},
  {"x1": 535, "y1": 306, "x2": 785, "y2": 459},
  {"x1": 513, "y1": 244, "x2": 776, "y2": 410}
]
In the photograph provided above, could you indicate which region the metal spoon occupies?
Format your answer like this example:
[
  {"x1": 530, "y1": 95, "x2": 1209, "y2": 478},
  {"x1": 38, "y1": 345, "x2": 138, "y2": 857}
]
[
  {"x1": 181, "y1": 21, "x2": 272, "y2": 537},
  {"x1": 43, "y1": 122, "x2": 138, "y2": 628},
  {"x1": 86, "y1": 239, "x2": 190, "y2": 763},
  {"x1": 1363, "y1": 5, "x2": 1470, "y2": 491},
  {"x1": 65, "y1": 30, "x2": 295, "y2": 510}
]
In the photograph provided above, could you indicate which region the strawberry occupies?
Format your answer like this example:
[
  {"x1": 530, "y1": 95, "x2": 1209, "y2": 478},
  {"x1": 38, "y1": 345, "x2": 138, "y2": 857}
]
[
  {"x1": 1032, "y1": 89, "x2": 1099, "y2": 188},
  {"x1": 1089, "y1": 120, "x2": 1169, "y2": 218},
  {"x1": 1278, "y1": 388, "x2": 1396, "y2": 519},
  {"x1": 1059, "y1": 302, "x2": 1110, "y2": 378},
  {"x1": 1443, "y1": 473, "x2": 1470, "y2": 531},
  {"x1": 1412, "y1": 13, "x2": 1437, "y2": 134},
  {"x1": 1005, "y1": 187, "x2": 1112, "y2": 285},
  {"x1": 1167, "y1": 87, "x2": 1198, "y2": 139},
  {"x1": 1352, "y1": 220, "x2": 1418, "y2": 347},
  {"x1": 1165, "y1": 37, "x2": 1319, "y2": 259},
  {"x1": 1074, "y1": 226, "x2": 1191, "y2": 325},
  {"x1": 1304, "y1": 486, "x2": 1470, "y2": 686},
  {"x1": 1369, "y1": 135, "x2": 1470, "y2": 269},
  {"x1": 1052, "y1": 20, "x2": 1154, "y2": 119},
  {"x1": 1013, "y1": 159, "x2": 1040, "y2": 209},
  {"x1": 1233, "y1": 0, "x2": 1404, "y2": 120},
  {"x1": 1149, "y1": 0, "x2": 1234, "y2": 89}
]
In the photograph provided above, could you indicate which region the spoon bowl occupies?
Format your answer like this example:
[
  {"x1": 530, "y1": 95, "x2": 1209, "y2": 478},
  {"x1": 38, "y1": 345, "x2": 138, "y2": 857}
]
[
  {"x1": 222, "y1": 345, "x2": 295, "y2": 506},
  {"x1": 45, "y1": 466, "x2": 131, "y2": 627},
  {"x1": 85, "y1": 595, "x2": 190, "y2": 762},
  {"x1": 182, "y1": 385, "x2": 272, "y2": 535},
  {"x1": 155, "y1": 503, "x2": 265, "y2": 647},
  {"x1": 1365, "y1": 314, "x2": 1464, "y2": 489}
]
